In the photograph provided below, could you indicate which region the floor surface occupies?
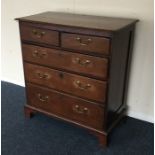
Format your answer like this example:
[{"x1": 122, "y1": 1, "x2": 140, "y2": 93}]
[{"x1": 1, "y1": 81, "x2": 154, "y2": 155}]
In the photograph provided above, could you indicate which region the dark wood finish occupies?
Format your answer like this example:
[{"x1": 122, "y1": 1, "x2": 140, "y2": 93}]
[
  {"x1": 16, "y1": 11, "x2": 138, "y2": 32},
  {"x1": 122, "y1": 27, "x2": 136, "y2": 116},
  {"x1": 19, "y1": 21, "x2": 113, "y2": 38},
  {"x1": 89, "y1": 130, "x2": 108, "y2": 146},
  {"x1": 20, "y1": 24, "x2": 59, "y2": 46},
  {"x1": 96, "y1": 132, "x2": 107, "y2": 147},
  {"x1": 24, "y1": 105, "x2": 35, "y2": 118},
  {"x1": 22, "y1": 44, "x2": 108, "y2": 80},
  {"x1": 17, "y1": 12, "x2": 138, "y2": 147},
  {"x1": 106, "y1": 26, "x2": 135, "y2": 127},
  {"x1": 61, "y1": 33, "x2": 110, "y2": 55},
  {"x1": 27, "y1": 83, "x2": 105, "y2": 130},
  {"x1": 24, "y1": 63, "x2": 107, "y2": 103}
]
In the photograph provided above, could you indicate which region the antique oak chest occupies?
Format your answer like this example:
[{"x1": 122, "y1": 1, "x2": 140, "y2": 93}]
[{"x1": 16, "y1": 12, "x2": 138, "y2": 146}]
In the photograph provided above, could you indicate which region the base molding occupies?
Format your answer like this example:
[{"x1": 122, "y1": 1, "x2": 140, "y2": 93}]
[
  {"x1": 127, "y1": 111, "x2": 154, "y2": 123},
  {"x1": 1, "y1": 77, "x2": 25, "y2": 87}
]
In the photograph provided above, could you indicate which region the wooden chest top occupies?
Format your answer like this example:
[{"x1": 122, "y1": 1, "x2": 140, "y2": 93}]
[{"x1": 16, "y1": 11, "x2": 138, "y2": 32}]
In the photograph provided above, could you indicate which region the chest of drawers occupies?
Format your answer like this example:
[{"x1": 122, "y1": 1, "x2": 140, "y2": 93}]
[{"x1": 16, "y1": 12, "x2": 138, "y2": 147}]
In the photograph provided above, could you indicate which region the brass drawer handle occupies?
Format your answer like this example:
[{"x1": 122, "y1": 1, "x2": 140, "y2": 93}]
[
  {"x1": 32, "y1": 50, "x2": 47, "y2": 58},
  {"x1": 36, "y1": 72, "x2": 50, "y2": 79},
  {"x1": 75, "y1": 80, "x2": 91, "y2": 90},
  {"x1": 75, "y1": 37, "x2": 92, "y2": 46},
  {"x1": 32, "y1": 29, "x2": 46, "y2": 38},
  {"x1": 37, "y1": 93, "x2": 49, "y2": 102},
  {"x1": 73, "y1": 105, "x2": 89, "y2": 115},
  {"x1": 73, "y1": 57, "x2": 91, "y2": 66}
]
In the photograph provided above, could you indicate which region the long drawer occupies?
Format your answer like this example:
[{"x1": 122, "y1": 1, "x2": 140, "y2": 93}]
[
  {"x1": 27, "y1": 83, "x2": 105, "y2": 130},
  {"x1": 24, "y1": 63, "x2": 107, "y2": 103},
  {"x1": 22, "y1": 44, "x2": 108, "y2": 79}
]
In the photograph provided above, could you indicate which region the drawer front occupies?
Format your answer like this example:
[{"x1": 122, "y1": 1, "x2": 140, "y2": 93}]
[
  {"x1": 24, "y1": 63, "x2": 107, "y2": 103},
  {"x1": 22, "y1": 44, "x2": 108, "y2": 79},
  {"x1": 27, "y1": 83, "x2": 105, "y2": 130},
  {"x1": 20, "y1": 25, "x2": 59, "y2": 46},
  {"x1": 61, "y1": 33, "x2": 110, "y2": 55}
]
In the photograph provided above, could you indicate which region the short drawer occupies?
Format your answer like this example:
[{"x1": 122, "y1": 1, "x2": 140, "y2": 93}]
[
  {"x1": 20, "y1": 24, "x2": 59, "y2": 46},
  {"x1": 27, "y1": 83, "x2": 105, "y2": 130},
  {"x1": 61, "y1": 33, "x2": 110, "y2": 55},
  {"x1": 24, "y1": 63, "x2": 107, "y2": 103},
  {"x1": 22, "y1": 44, "x2": 108, "y2": 79}
]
